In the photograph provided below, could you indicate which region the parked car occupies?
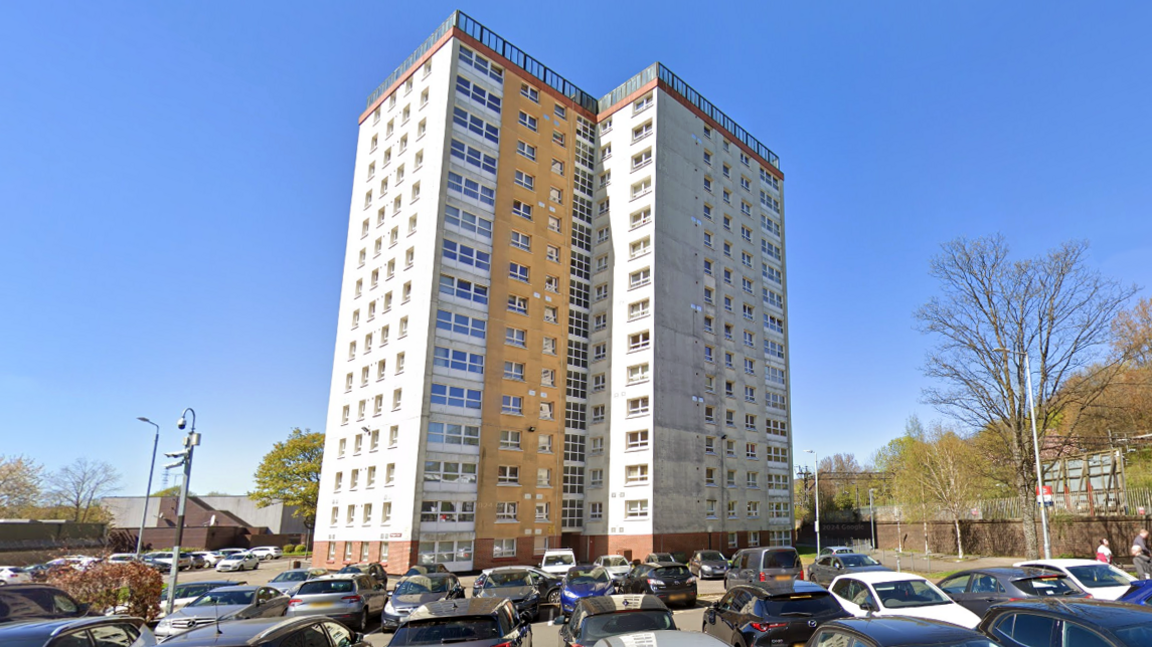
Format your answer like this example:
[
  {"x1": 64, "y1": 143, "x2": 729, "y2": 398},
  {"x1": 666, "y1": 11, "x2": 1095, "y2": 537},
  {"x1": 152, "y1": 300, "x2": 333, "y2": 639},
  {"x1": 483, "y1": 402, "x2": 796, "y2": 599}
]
[
  {"x1": 559, "y1": 565, "x2": 617, "y2": 617},
  {"x1": 105, "y1": 553, "x2": 140, "y2": 565},
  {"x1": 216, "y1": 552, "x2": 261, "y2": 572},
  {"x1": 186, "y1": 552, "x2": 208, "y2": 570},
  {"x1": 192, "y1": 551, "x2": 223, "y2": 567},
  {"x1": 725, "y1": 547, "x2": 804, "y2": 589},
  {"x1": 474, "y1": 566, "x2": 561, "y2": 606},
  {"x1": 473, "y1": 568, "x2": 548, "y2": 622},
  {"x1": 703, "y1": 581, "x2": 851, "y2": 647},
  {"x1": 249, "y1": 546, "x2": 283, "y2": 561},
  {"x1": 286, "y1": 574, "x2": 387, "y2": 631},
  {"x1": 541, "y1": 549, "x2": 577, "y2": 576},
  {"x1": 146, "y1": 550, "x2": 193, "y2": 571},
  {"x1": 688, "y1": 550, "x2": 729, "y2": 580},
  {"x1": 158, "y1": 615, "x2": 369, "y2": 647},
  {"x1": 0, "y1": 585, "x2": 89, "y2": 622},
  {"x1": 593, "y1": 555, "x2": 632, "y2": 581},
  {"x1": 157, "y1": 580, "x2": 246, "y2": 618},
  {"x1": 558, "y1": 595, "x2": 676, "y2": 647},
  {"x1": 0, "y1": 616, "x2": 155, "y2": 647},
  {"x1": 382, "y1": 573, "x2": 465, "y2": 631},
  {"x1": 1118, "y1": 580, "x2": 1152, "y2": 606},
  {"x1": 1013, "y1": 558, "x2": 1136, "y2": 601},
  {"x1": 0, "y1": 566, "x2": 32, "y2": 585},
  {"x1": 829, "y1": 572, "x2": 981, "y2": 629},
  {"x1": 216, "y1": 548, "x2": 248, "y2": 559},
  {"x1": 338, "y1": 562, "x2": 389, "y2": 589},
  {"x1": 937, "y1": 567, "x2": 1086, "y2": 616},
  {"x1": 808, "y1": 616, "x2": 998, "y2": 647},
  {"x1": 404, "y1": 564, "x2": 450, "y2": 577},
  {"x1": 389, "y1": 598, "x2": 530, "y2": 647},
  {"x1": 817, "y1": 546, "x2": 856, "y2": 558},
  {"x1": 807, "y1": 553, "x2": 891, "y2": 586},
  {"x1": 619, "y1": 563, "x2": 697, "y2": 608},
  {"x1": 22, "y1": 564, "x2": 53, "y2": 582},
  {"x1": 154, "y1": 585, "x2": 290, "y2": 639},
  {"x1": 596, "y1": 630, "x2": 726, "y2": 647},
  {"x1": 268, "y1": 568, "x2": 329, "y2": 595},
  {"x1": 645, "y1": 553, "x2": 677, "y2": 564},
  {"x1": 979, "y1": 598, "x2": 1152, "y2": 646}
]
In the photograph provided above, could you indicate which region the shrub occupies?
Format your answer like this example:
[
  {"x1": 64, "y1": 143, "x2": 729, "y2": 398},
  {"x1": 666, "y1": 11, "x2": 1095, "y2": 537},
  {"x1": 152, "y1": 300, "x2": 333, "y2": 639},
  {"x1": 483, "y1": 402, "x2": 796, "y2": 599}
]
[
  {"x1": 283, "y1": 544, "x2": 296, "y2": 553},
  {"x1": 48, "y1": 561, "x2": 163, "y2": 622}
]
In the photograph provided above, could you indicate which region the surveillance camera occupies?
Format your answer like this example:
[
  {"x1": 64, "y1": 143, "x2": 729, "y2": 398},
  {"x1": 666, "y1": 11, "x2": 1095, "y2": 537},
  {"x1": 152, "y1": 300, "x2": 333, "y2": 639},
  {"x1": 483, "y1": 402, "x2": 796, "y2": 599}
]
[
  {"x1": 177, "y1": 417, "x2": 187, "y2": 430},
  {"x1": 164, "y1": 459, "x2": 185, "y2": 470},
  {"x1": 164, "y1": 450, "x2": 189, "y2": 459}
]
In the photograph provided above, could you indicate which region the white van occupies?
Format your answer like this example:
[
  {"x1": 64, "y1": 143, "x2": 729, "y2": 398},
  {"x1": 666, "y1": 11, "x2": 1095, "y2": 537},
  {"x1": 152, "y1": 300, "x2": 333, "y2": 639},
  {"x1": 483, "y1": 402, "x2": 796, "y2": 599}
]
[{"x1": 540, "y1": 548, "x2": 577, "y2": 575}]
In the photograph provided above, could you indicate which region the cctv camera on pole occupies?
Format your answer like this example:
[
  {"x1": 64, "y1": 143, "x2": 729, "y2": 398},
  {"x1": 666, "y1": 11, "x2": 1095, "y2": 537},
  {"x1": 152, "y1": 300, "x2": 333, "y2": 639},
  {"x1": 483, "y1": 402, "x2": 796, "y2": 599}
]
[{"x1": 165, "y1": 408, "x2": 199, "y2": 616}]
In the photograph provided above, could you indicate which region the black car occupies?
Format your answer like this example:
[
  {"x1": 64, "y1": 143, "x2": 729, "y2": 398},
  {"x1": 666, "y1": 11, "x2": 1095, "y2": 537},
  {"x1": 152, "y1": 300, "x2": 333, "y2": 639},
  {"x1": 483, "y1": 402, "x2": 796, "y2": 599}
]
[
  {"x1": 336, "y1": 562, "x2": 388, "y2": 590},
  {"x1": 938, "y1": 567, "x2": 1086, "y2": 616},
  {"x1": 619, "y1": 562, "x2": 697, "y2": 607},
  {"x1": 473, "y1": 567, "x2": 561, "y2": 605},
  {"x1": 0, "y1": 585, "x2": 89, "y2": 623},
  {"x1": 473, "y1": 568, "x2": 548, "y2": 621},
  {"x1": 558, "y1": 595, "x2": 676, "y2": 647},
  {"x1": 0, "y1": 616, "x2": 152, "y2": 646},
  {"x1": 391, "y1": 598, "x2": 531, "y2": 647},
  {"x1": 405, "y1": 564, "x2": 451, "y2": 577},
  {"x1": 689, "y1": 550, "x2": 730, "y2": 580},
  {"x1": 807, "y1": 553, "x2": 891, "y2": 587},
  {"x1": 979, "y1": 598, "x2": 1152, "y2": 647},
  {"x1": 704, "y1": 582, "x2": 851, "y2": 647},
  {"x1": 382, "y1": 573, "x2": 465, "y2": 631},
  {"x1": 807, "y1": 616, "x2": 997, "y2": 647},
  {"x1": 159, "y1": 615, "x2": 369, "y2": 646}
]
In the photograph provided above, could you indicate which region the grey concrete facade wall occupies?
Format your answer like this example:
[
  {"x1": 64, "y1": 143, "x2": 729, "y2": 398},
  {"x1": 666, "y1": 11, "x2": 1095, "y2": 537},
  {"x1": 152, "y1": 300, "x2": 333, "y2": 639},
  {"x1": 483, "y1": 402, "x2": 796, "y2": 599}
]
[{"x1": 102, "y1": 496, "x2": 305, "y2": 534}]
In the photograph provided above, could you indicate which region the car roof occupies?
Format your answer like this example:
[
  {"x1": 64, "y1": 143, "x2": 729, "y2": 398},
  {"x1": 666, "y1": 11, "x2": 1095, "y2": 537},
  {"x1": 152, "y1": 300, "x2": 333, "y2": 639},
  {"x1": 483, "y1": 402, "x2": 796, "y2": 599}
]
[
  {"x1": 646, "y1": 562, "x2": 685, "y2": 568},
  {"x1": 174, "y1": 580, "x2": 243, "y2": 587},
  {"x1": 836, "y1": 571, "x2": 925, "y2": 584},
  {"x1": 486, "y1": 566, "x2": 536, "y2": 574},
  {"x1": 575, "y1": 594, "x2": 669, "y2": 616},
  {"x1": 402, "y1": 572, "x2": 456, "y2": 581},
  {"x1": 404, "y1": 597, "x2": 508, "y2": 622},
  {"x1": 0, "y1": 617, "x2": 143, "y2": 640},
  {"x1": 988, "y1": 598, "x2": 1152, "y2": 625},
  {"x1": 595, "y1": 630, "x2": 726, "y2": 647},
  {"x1": 1015, "y1": 558, "x2": 1103, "y2": 567},
  {"x1": 823, "y1": 617, "x2": 985, "y2": 645},
  {"x1": 735, "y1": 580, "x2": 829, "y2": 597},
  {"x1": 598, "y1": 555, "x2": 627, "y2": 560},
  {"x1": 159, "y1": 616, "x2": 332, "y2": 645},
  {"x1": 311, "y1": 574, "x2": 359, "y2": 581},
  {"x1": 201, "y1": 585, "x2": 262, "y2": 593},
  {"x1": 945, "y1": 567, "x2": 1065, "y2": 579}
]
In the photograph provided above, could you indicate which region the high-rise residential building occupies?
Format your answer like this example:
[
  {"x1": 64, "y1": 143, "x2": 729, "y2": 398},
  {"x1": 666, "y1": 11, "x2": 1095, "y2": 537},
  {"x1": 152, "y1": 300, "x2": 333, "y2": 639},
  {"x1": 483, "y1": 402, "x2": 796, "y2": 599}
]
[{"x1": 313, "y1": 11, "x2": 791, "y2": 573}]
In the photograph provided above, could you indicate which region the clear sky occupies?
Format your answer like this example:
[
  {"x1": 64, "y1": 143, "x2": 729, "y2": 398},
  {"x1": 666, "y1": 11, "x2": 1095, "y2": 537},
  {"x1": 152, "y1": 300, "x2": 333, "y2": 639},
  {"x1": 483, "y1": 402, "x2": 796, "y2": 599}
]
[{"x1": 2, "y1": 1, "x2": 1150, "y2": 497}]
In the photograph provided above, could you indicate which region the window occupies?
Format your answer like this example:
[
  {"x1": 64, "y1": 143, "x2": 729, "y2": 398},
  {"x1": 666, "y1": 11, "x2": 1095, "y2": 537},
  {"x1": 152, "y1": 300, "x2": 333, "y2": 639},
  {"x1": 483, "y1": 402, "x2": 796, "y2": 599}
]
[
  {"x1": 629, "y1": 299, "x2": 650, "y2": 320},
  {"x1": 594, "y1": 284, "x2": 608, "y2": 302},
  {"x1": 703, "y1": 176, "x2": 713, "y2": 192},
  {"x1": 627, "y1": 363, "x2": 649, "y2": 384},
  {"x1": 553, "y1": 131, "x2": 565, "y2": 146},
  {"x1": 629, "y1": 268, "x2": 652, "y2": 288},
  {"x1": 628, "y1": 331, "x2": 651, "y2": 352},
  {"x1": 538, "y1": 434, "x2": 553, "y2": 453},
  {"x1": 539, "y1": 401, "x2": 555, "y2": 420},
  {"x1": 548, "y1": 215, "x2": 562, "y2": 233},
  {"x1": 622, "y1": 430, "x2": 647, "y2": 451},
  {"x1": 705, "y1": 467, "x2": 718, "y2": 486},
  {"x1": 507, "y1": 295, "x2": 528, "y2": 314},
  {"x1": 442, "y1": 240, "x2": 490, "y2": 271},
  {"x1": 631, "y1": 148, "x2": 653, "y2": 170},
  {"x1": 727, "y1": 501, "x2": 738, "y2": 519},
  {"x1": 630, "y1": 207, "x2": 652, "y2": 228},
  {"x1": 631, "y1": 177, "x2": 652, "y2": 198},
  {"x1": 429, "y1": 384, "x2": 481, "y2": 409},
  {"x1": 498, "y1": 466, "x2": 520, "y2": 485},
  {"x1": 633, "y1": 93, "x2": 653, "y2": 113},
  {"x1": 592, "y1": 405, "x2": 605, "y2": 423},
  {"x1": 423, "y1": 461, "x2": 477, "y2": 483},
  {"x1": 588, "y1": 502, "x2": 603, "y2": 520},
  {"x1": 503, "y1": 361, "x2": 525, "y2": 381},
  {"x1": 704, "y1": 345, "x2": 714, "y2": 363},
  {"x1": 512, "y1": 200, "x2": 533, "y2": 221},
  {"x1": 447, "y1": 172, "x2": 495, "y2": 206},
  {"x1": 630, "y1": 237, "x2": 651, "y2": 258},
  {"x1": 625, "y1": 499, "x2": 649, "y2": 518},
  {"x1": 514, "y1": 170, "x2": 535, "y2": 190},
  {"x1": 419, "y1": 501, "x2": 476, "y2": 523},
  {"x1": 535, "y1": 502, "x2": 551, "y2": 521},
  {"x1": 549, "y1": 187, "x2": 563, "y2": 204},
  {"x1": 546, "y1": 245, "x2": 561, "y2": 262},
  {"x1": 496, "y1": 503, "x2": 518, "y2": 522},
  {"x1": 520, "y1": 83, "x2": 539, "y2": 102},
  {"x1": 427, "y1": 422, "x2": 480, "y2": 445},
  {"x1": 502, "y1": 395, "x2": 524, "y2": 415},
  {"x1": 537, "y1": 468, "x2": 552, "y2": 487},
  {"x1": 499, "y1": 430, "x2": 522, "y2": 450},
  {"x1": 389, "y1": 426, "x2": 400, "y2": 447},
  {"x1": 509, "y1": 262, "x2": 530, "y2": 283},
  {"x1": 747, "y1": 472, "x2": 760, "y2": 489},
  {"x1": 552, "y1": 159, "x2": 565, "y2": 176},
  {"x1": 543, "y1": 336, "x2": 557, "y2": 355},
  {"x1": 541, "y1": 368, "x2": 556, "y2": 387},
  {"x1": 590, "y1": 436, "x2": 604, "y2": 454},
  {"x1": 589, "y1": 470, "x2": 604, "y2": 488},
  {"x1": 518, "y1": 111, "x2": 538, "y2": 131},
  {"x1": 627, "y1": 397, "x2": 650, "y2": 417},
  {"x1": 439, "y1": 274, "x2": 489, "y2": 304},
  {"x1": 455, "y1": 75, "x2": 501, "y2": 112},
  {"x1": 706, "y1": 499, "x2": 717, "y2": 518}
]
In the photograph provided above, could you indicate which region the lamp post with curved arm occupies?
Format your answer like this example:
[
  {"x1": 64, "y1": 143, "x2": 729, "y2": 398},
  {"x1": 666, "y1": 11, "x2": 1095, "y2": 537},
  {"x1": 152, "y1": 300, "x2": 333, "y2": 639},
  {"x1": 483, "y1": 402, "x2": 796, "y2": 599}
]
[
  {"x1": 806, "y1": 449, "x2": 820, "y2": 555},
  {"x1": 995, "y1": 348, "x2": 1052, "y2": 560},
  {"x1": 134, "y1": 417, "x2": 160, "y2": 556}
]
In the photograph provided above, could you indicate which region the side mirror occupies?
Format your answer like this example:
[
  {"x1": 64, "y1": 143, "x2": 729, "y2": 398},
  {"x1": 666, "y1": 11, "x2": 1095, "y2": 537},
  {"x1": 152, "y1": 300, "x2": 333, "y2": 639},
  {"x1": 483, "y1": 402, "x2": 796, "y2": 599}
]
[
  {"x1": 860, "y1": 601, "x2": 876, "y2": 614},
  {"x1": 77, "y1": 603, "x2": 91, "y2": 616},
  {"x1": 835, "y1": 564, "x2": 843, "y2": 570}
]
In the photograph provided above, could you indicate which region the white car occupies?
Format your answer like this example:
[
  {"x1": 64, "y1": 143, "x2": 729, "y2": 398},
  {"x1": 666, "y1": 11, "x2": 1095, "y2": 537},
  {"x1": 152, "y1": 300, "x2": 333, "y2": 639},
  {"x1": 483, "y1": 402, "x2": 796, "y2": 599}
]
[
  {"x1": 193, "y1": 551, "x2": 223, "y2": 567},
  {"x1": 249, "y1": 546, "x2": 283, "y2": 561},
  {"x1": 829, "y1": 571, "x2": 981, "y2": 629},
  {"x1": 593, "y1": 555, "x2": 632, "y2": 581},
  {"x1": 106, "y1": 553, "x2": 139, "y2": 564},
  {"x1": 540, "y1": 548, "x2": 577, "y2": 576},
  {"x1": 216, "y1": 552, "x2": 260, "y2": 572},
  {"x1": 0, "y1": 566, "x2": 32, "y2": 585},
  {"x1": 1014, "y1": 558, "x2": 1136, "y2": 600}
]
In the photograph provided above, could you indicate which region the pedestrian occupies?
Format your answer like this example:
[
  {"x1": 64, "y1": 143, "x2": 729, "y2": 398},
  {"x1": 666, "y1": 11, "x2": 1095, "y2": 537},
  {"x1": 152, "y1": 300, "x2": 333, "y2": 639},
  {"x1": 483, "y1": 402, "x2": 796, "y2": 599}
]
[
  {"x1": 1133, "y1": 545, "x2": 1152, "y2": 580},
  {"x1": 1134, "y1": 529, "x2": 1150, "y2": 557},
  {"x1": 1097, "y1": 538, "x2": 1113, "y2": 564}
]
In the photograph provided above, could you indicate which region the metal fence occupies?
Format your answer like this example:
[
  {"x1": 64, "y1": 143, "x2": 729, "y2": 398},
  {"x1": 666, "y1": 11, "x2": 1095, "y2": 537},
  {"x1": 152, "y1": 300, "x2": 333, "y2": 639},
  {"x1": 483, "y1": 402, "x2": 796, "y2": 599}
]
[{"x1": 865, "y1": 487, "x2": 1152, "y2": 522}]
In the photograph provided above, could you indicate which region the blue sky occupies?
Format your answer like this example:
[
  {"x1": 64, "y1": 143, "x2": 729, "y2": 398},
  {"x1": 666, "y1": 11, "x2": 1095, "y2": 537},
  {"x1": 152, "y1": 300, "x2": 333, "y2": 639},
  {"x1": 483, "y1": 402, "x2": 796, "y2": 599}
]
[{"x1": 2, "y1": 2, "x2": 1149, "y2": 496}]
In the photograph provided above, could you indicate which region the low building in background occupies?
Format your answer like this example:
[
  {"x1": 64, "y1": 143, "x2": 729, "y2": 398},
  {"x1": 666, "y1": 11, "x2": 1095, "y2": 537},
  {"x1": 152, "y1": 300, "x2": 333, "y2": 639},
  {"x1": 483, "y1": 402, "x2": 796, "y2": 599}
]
[{"x1": 103, "y1": 495, "x2": 308, "y2": 551}]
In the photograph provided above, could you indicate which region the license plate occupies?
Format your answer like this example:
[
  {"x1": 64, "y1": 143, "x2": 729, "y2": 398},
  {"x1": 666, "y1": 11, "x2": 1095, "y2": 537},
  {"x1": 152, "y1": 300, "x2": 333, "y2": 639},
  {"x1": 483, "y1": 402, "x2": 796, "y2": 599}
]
[
  {"x1": 670, "y1": 594, "x2": 687, "y2": 601},
  {"x1": 308, "y1": 602, "x2": 334, "y2": 608},
  {"x1": 775, "y1": 575, "x2": 791, "y2": 581}
]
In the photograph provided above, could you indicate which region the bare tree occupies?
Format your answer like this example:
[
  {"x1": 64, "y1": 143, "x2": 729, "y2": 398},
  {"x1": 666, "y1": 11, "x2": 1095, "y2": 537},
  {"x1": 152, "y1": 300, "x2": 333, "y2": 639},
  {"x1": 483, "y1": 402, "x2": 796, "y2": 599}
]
[
  {"x1": 45, "y1": 458, "x2": 121, "y2": 523},
  {"x1": 911, "y1": 423, "x2": 985, "y2": 559},
  {"x1": 0, "y1": 455, "x2": 43, "y2": 516},
  {"x1": 917, "y1": 235, "x2": 1136, "y2": 558}
]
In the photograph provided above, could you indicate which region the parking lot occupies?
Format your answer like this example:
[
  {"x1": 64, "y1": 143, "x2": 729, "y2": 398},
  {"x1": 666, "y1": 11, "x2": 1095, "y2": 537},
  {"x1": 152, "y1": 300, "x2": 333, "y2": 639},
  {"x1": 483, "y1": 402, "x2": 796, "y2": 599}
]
[{"x1": 169, "y1": 557, "x2": 727, "y2": 646}]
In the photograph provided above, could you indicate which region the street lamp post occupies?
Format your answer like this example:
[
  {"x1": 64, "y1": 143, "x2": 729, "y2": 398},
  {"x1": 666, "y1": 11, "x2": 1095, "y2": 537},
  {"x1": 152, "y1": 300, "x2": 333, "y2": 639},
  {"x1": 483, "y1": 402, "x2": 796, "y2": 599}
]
[
  {"x1": 869, "y1": 488, "x2": 876, "y2": 551},
  {"x1": 135, "y1": 417, "x2": 161, "y2": 556},
  {"x1": 806, "y1": 449, "x2": 820, "y2": 555},
  {"x1": 163, "y1": 408, "x2": 200, "y2": 616},
  {"x1": 996, "y1": 348, "x2": 1052, "y2": 560}
]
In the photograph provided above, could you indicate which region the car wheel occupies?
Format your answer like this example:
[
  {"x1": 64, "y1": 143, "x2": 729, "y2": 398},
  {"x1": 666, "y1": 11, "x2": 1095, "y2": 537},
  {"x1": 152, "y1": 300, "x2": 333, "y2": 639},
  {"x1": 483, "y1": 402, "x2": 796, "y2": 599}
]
[
  {"x1": 548, "y1": 589, "x2": 561, "y2": 605},
  {"x1": 358, "y1": 608, "x2": 369, "y2": 631},
  {"x1": 253, "y1": 562, "x2": 259, "y2": 570}
]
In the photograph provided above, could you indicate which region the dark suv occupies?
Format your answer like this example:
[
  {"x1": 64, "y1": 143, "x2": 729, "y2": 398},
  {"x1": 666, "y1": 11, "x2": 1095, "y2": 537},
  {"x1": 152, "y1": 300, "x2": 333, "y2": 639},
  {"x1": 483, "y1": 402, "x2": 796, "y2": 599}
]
[
  {"x1": 390, "y1": 598, "x2": 531, "y2": 647},
  {"x1": 724, "y1": 547, "x2": 802, "y2": 589},
  {"x1": 703, "y1": 582, "x2": 849, "y2": 647}
]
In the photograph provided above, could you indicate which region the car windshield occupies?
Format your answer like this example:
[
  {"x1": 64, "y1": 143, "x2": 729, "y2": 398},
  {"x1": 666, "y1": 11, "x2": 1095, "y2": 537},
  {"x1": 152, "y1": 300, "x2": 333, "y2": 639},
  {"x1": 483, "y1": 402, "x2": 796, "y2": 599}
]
[
  {"x1": 225, "y1": 553, "x2": 249, "y2": 560},
  {"x1": 297, "y1": 580, "x2": 355, "y2": 595},
  {"x1": 1066, "y1": 565, "x2": 1132, "y2": 588},
  {"x1": 1013, "y1": 575, "x2": 1080, "y2": 596},
  {"x1": 189, "y1": 590, "x2": 254, "y2": 607},
  {"x1": 840, "y1": 555, "x2": 881, "y2": 567},
  {"x1": 764, "y1": 551, "x2": 799, "y2": 569},
  {"x1": 391, "y1": 618, "x2": 501, "y2": 645},
  {"x1": 874, "y1": 581, "x2": 951, "y2": 608},
  {"x1": 578, "y1": 611, "x2": 676, "y2": 641},
  {"x1": 759, "y1": 593, "x2": 842, "y2": 616},
  {"x1": 396, "y1": 576, "x2": 450, "y2": 595},
  {"x1": 486, "y1": 571, "x2": 531, "y2": 588},
  {"x1": 338, "y1": 565, "x2": 364, "y2": 574},
  {"x1": 1114, "y1": 623, "x2": 1152, "y2": 646},
  {"x1": 602, "y1": 557, "x2": 629, "y2": 567},
  {"x1": 652, "y1": 566, "x2": 691, "y2": 579},
  {"x1": 272, "y1": 571, "x2": 308, "y2": 582},
  {"x1": 167, "y1": 584, "x2": 219, "y2": 599},
  {"x1": 698, "y1": 552, "x2": 726, "y2": 561},
  {"x1": 566, "y1": 567, "x2": 610, "y2": 584},
  {"x1": 545, "y1": 554, "x2": 574, "y2": 567}
]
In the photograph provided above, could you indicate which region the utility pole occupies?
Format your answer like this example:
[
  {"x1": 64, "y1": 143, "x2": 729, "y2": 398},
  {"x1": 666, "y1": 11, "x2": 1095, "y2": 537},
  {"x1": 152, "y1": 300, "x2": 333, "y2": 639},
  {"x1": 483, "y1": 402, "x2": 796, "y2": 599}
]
[{"x1": 163, "y1": 409, "x2": 199, "y2": 616}]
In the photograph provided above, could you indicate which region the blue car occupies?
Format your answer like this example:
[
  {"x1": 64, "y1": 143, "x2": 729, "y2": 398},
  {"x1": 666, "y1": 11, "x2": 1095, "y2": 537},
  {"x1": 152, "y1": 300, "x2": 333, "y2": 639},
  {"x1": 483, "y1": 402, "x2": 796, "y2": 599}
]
[
  {"x1": 560, "y1": 565, "x2": 616, "y2": 617},
  {"x1": 1119, "y1": 580, "x2": 1152, "y2": 606}
]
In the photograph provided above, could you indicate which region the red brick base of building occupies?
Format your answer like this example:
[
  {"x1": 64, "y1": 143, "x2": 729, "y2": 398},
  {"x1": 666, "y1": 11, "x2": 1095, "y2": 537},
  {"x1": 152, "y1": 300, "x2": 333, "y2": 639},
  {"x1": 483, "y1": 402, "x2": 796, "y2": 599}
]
[{"x1": 311, "y1": 540, "x2": 415, "y2": 576}]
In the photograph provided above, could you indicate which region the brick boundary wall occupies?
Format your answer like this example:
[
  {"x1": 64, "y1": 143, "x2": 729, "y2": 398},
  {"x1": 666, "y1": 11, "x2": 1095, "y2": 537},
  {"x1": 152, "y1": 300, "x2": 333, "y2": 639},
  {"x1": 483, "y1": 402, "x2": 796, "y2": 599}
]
[{"x1": 875, "y1": 517, "x2": 1152, "y2": 558}]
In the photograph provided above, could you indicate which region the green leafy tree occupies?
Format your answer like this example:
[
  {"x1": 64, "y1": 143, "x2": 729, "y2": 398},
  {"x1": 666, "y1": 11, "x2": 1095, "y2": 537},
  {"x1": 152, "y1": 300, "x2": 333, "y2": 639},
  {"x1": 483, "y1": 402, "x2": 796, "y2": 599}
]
[
  {"x1": 0, "y1": 455, "x2": 43, "y2": 517},
  {"x1": 149, "y1": 486, "x2": 184, "y2": 497},
  {"x1": 250, "y1": 428, "x2": 324, "y2": 537}
]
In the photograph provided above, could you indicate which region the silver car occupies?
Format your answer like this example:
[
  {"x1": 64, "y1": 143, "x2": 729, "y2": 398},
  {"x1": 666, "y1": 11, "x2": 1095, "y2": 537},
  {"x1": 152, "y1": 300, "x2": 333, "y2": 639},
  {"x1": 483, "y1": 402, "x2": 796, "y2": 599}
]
[
  {"x1": 286, "y1": 574, "x2": 388, "y2": 631},
  {"x1": 216, "y1": 552, "x2": 260, "y2": 572},
  {"x1": 154, "y1": 585, "x2": 289, "y2": 638}
]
